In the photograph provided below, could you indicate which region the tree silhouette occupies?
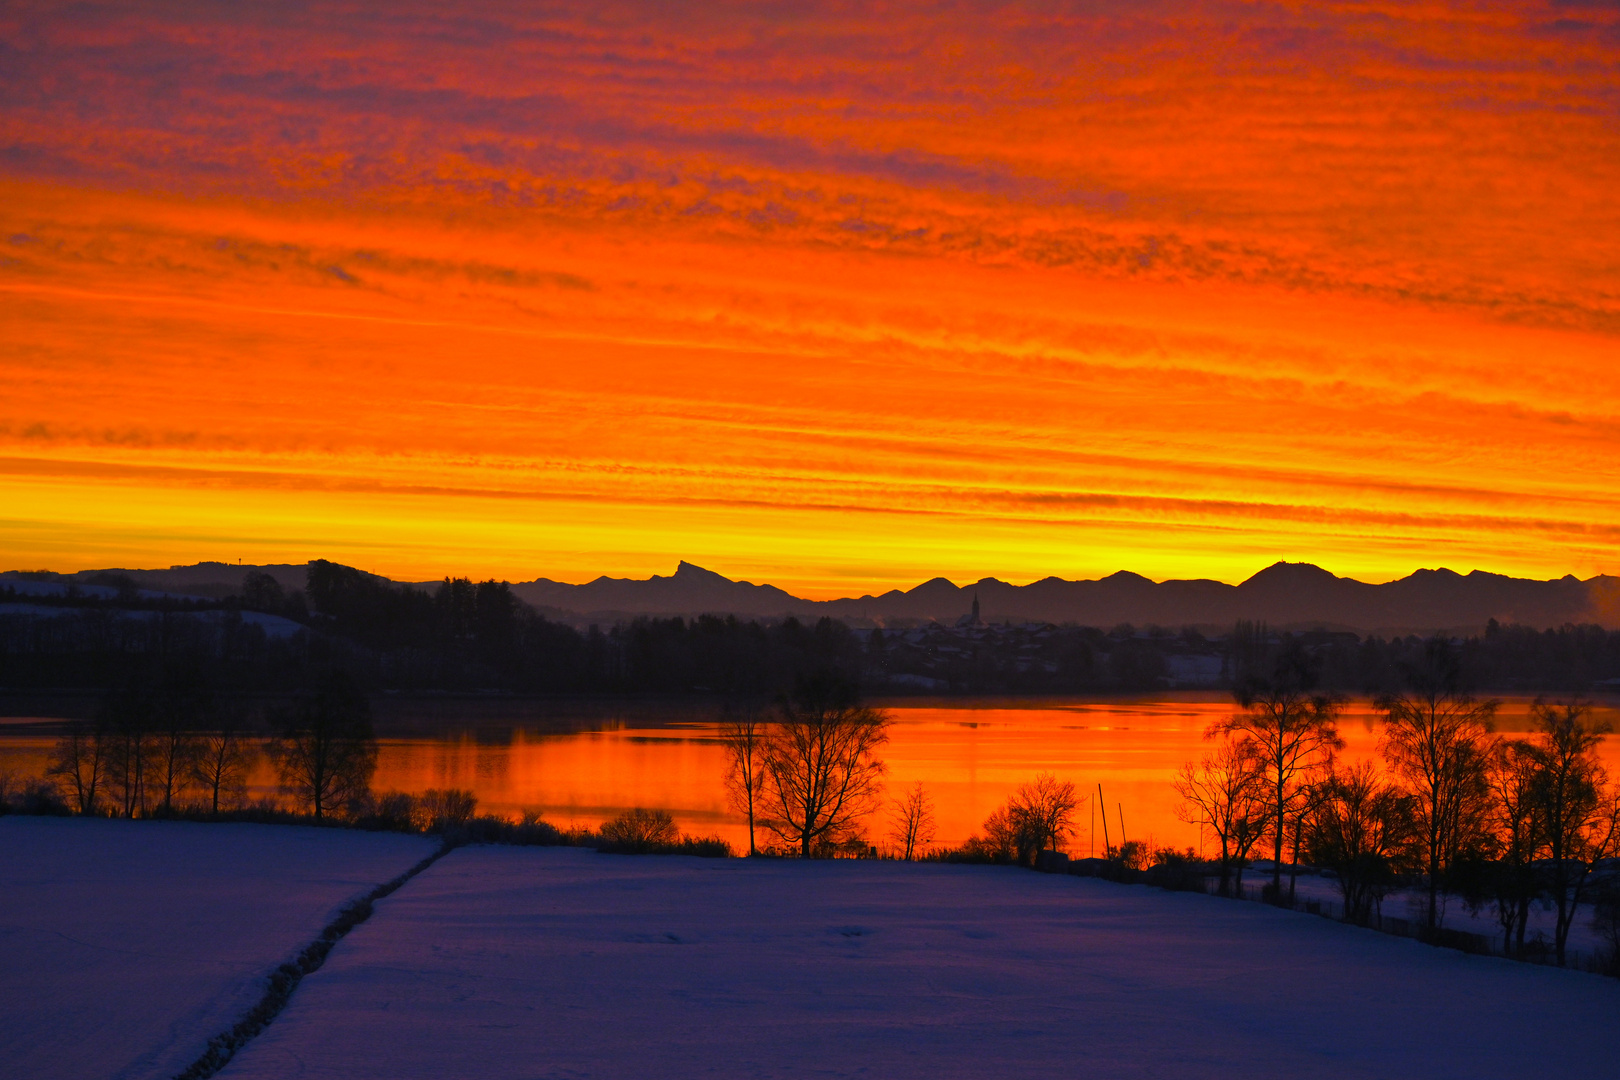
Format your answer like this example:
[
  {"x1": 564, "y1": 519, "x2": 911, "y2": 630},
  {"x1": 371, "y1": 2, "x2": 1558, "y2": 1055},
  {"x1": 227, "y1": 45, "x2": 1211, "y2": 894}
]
[
  {"x1": 103, "y1": 681, "x2": 155, "y2": 818},
  {"x1": 1209, "y1": 642, "x2": 1343, "y2": 901},
  {"x1": 1377, "y1": 642, "x2": 1498, "y2": 936},
  {"x1": 1525, "y1": 700, "x2": 1619, "y2": 966},
  {"x1": 1008, "y1": 773, "x2": 1078, "y2": 858},
  {"x1": 151, "y1": 663, "x2": 211, "y2": 814},
  {"x1": 274, "y1": 671, "x2": 377, "y2": 820},
  {"x1": 1303, "y1": 761, "x2": 1415, "y2": 924},
  {"x1": 720, "y1": 705, "x2": 768, "y2": 856},
  {"x1": 46, "y1": 720, "x2": 108, "y2": 815},
  {"x1": 761, "y1": 673, "x2": 890, "y2": 858},
  {"x1": 1175, "y1": 738, "x2": 1270, "y2": 895},
  {"x1": 887, "y1": 782, "x2": 937, "y2": 860},
  {"x1": 1483, "y1": 738, "x2": 1543, "y2": 954},
  {"x1": 192, "y1": 704, "x2": 259, "y2": 815}
]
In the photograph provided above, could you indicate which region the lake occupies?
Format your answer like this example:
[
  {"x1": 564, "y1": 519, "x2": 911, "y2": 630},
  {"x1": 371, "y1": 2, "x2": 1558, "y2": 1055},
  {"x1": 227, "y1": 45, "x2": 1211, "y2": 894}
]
[{"x1": 4, "y1": 694, "x2": 1618, "y2": 855}]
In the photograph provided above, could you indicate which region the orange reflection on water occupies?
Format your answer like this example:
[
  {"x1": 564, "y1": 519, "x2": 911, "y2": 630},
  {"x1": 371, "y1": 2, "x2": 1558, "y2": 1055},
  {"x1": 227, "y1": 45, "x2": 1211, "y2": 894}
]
[
  {"x1": 4, "y1": 697, "x2": 1617, "y2": 856},
  {"x1": 365, "y1": 697, "x2": 1620, "y2": 856}
]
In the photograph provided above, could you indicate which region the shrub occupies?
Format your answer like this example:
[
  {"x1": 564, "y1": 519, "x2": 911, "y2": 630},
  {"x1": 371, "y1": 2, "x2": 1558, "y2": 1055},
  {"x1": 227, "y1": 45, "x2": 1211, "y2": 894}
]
[
  {"x1": 419, "y1": 788, "x2": 478, "y2": 831},
  {"x1": 672, "y1": 834, "x2": 734, "y2": 858},
  {"x1": 596, "y1": 808, "x2": 732, "y2": 857},
  {"x1": 1144, "y1": 846, "x2": 1213, "y2": 891},
  {"x1": 448, "y1": 812, "x2": 568, "y2": 846},
  {"x1": 355, "y1": 789, "x2": 480, "y2": 834},
  {"x1": 1149, "y1": 846, "x2": 1200, "y2": 869},
  {"x1": 1, "y1": 775, "x2": 72, "y2": 816},
  {"x1": 925, "y1": 836, "x2": 1007, "y2": 864},
  {"x1": 599, "y1": 807, "x2": 680, "y2": 852},
  {"x1": 356, "y1": 791, "x2": 418, "y2": 832},
  {"x1": 1107, "y1": 840, "x2": 1149, "y2": 870},
  {"x1": 809, "y1": 833, "x2": 874, "y2": 859}
]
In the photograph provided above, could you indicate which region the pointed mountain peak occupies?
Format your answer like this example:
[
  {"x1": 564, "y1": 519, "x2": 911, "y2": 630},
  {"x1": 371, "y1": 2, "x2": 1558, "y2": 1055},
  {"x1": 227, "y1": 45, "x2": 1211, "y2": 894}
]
[{"x1": 673, "y1": 560, "x2": 728, "y2": 581}]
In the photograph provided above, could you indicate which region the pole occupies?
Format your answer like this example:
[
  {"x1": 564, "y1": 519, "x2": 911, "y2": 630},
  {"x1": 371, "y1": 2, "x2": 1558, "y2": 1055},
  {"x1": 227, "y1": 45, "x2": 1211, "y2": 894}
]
[
  {"x1": 1098, "y1": 783, "x2": 1110, "y2": 855},
  {"x1": 1119, "y1": 803, "x2": 1126, "y2": 848},
  {"x1": 1090, "y1": 795, "x2": 1095, "y2": 858}
]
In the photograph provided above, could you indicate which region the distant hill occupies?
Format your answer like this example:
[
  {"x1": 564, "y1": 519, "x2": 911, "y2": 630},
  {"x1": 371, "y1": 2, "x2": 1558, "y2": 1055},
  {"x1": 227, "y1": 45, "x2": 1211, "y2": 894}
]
[
  {"x1": 8, "y1": 559, "x2": 1616, "y2": 634},
  {"x1": 512, "y1": 561, "x2": 811, "y2": 620}
]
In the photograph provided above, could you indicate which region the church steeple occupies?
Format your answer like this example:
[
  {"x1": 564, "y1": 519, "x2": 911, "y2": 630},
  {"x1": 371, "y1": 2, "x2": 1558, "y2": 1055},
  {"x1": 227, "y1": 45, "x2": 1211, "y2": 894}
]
[{"x1": 971, "y1": 592, "x2": 980, "y2": 625}]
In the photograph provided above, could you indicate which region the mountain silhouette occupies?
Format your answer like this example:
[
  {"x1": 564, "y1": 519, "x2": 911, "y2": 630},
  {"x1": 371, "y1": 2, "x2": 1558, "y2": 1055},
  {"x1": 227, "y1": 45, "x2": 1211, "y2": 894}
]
[
  {"x1": 14, "y1": 559, "x2": 1615, "y2": 633},
  {"x1": 514, "y1": 561, "x2": 808, "y2": 618}
]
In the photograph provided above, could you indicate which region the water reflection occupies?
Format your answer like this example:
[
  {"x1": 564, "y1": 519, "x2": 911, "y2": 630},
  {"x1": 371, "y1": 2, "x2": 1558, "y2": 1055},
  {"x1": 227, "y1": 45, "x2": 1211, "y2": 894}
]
[{"x1": 3, "y1": 695, "x2": 1617, "y2": 855}]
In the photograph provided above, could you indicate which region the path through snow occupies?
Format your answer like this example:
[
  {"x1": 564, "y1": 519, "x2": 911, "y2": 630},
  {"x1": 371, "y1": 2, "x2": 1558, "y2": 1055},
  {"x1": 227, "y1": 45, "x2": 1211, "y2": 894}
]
[
  {"x1": 0, "y1": 818, "x2": 435, "y2": 1080},
  {"x1": 221, "y1": 847, "x2": 1620, "y2": 1080}
]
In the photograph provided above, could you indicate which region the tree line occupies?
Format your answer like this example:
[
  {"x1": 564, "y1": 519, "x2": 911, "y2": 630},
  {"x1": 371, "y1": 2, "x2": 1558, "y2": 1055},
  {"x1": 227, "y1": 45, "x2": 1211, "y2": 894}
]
[
  {"x1": 6, "y1": 563, "x2": 1620, "y2": 697},
  {"x1": 1174, "y1": 639, "x2": 1619, "y2": 967},
  {"x1": 26, "y1": 665, "x2": 734, "y2": 857},
  {"x1": 0, "y1": 563, "x2": 865, "y2": 696},
  {"x1": 43, "y1": 668, "x2": 380, "y2": 821}
]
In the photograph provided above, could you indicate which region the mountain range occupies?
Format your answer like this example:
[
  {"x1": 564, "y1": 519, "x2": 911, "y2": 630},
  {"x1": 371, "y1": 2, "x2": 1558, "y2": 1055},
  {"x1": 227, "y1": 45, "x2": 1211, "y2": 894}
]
[{"x1": 12, "y1": 559, "x2": 1619, "y2": 635}]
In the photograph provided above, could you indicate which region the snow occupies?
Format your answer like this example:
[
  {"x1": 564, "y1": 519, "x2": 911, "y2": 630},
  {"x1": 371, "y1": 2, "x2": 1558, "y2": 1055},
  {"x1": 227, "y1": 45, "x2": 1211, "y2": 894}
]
[
  {"x1": 1248, "y1": 865, "x2": 1607, "y2": 957},
  {"x1": 231, "y1": 610, "x2": 306, "y2": 638},
  {"x1": 0, "y1": 575, "x2": 175, "y2": 601},
  {"x1": 222, "y1": 847, "x2": 1620, "y2": 1080},
  {"x1": 0, "y1": 817, "x2": 435, "y2": 1080},
  {"x1": 0, "y1": 574, "x2": 305, "y2": 638},
  {"x1": 0, "y1": 602, "x2": 305, "y2": 639}
]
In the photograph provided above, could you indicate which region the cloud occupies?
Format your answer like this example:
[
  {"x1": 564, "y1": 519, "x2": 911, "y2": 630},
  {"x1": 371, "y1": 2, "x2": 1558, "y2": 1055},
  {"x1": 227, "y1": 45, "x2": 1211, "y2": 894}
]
[{"x1": 2, "y1": 1, "x2": 1618, "y2": 583}]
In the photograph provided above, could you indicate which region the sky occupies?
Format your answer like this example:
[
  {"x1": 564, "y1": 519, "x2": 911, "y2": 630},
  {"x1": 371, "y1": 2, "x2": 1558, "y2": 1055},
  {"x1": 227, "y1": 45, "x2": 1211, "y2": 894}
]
[{"x1": 2, "y1": 1, "x2": 1618, "y2": 597}]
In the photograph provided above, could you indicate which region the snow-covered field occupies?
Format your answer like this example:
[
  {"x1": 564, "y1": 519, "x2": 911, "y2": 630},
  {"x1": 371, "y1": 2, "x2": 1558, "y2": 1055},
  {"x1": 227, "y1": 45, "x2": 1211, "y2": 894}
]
[
  {"x1": 0, "y1": 818, "x2": 435, "y2": 1080},
  {"x1": 221, "y1": 847, "x2": 1620, "y2": 1080}
]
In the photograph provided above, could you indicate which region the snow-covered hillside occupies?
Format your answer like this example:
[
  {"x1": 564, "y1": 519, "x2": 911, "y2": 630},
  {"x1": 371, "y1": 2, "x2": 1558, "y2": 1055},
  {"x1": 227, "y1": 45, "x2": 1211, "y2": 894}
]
[
  {"x1": 221, "y1": 847, "x2": 1620, "y2": 1080},
  {"x1": 0, "y1": 818, "x2": 434, "y2": 1080}
]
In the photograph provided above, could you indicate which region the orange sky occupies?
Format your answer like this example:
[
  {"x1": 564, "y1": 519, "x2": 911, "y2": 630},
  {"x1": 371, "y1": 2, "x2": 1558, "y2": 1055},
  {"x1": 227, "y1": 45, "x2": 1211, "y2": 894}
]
[{"x1": 3, "y1": 1, "x2": 1619, "y2": 596}]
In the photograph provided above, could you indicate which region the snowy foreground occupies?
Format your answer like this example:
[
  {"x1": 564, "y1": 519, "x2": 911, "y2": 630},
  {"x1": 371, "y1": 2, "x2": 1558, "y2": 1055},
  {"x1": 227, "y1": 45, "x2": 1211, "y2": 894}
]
[
  {"x1": 6, "y1": 822, "x2": 1618, "y2": 1080},
  {"x1": 222, "y1": 847, "x2": 1619, "y2": 1080},
  {"x1": 0, "y1": 818, "x2": 435, "y2": 1080}
]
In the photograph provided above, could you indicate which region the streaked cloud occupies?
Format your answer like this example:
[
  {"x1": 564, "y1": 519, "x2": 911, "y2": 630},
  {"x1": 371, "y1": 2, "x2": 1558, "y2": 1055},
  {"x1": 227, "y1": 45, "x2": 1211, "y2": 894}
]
[{"x1": 1, "y1": 1, "x2": 1617, "y2": 591}]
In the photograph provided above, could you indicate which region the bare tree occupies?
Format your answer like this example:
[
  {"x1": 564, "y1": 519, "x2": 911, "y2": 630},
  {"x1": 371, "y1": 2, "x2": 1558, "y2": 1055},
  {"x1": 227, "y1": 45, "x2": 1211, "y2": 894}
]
[
  {"x1": 1484, "y1": 738, "x2": 1543, "y2": 954},
  {"x1": 720, "y1": 705, "x2": 768, "y2": 856},
  {"x1": 887, "y1": 782, "x2": 937, "y2": 860},
  {"x1": 274, "y1": 672, "x2": 378, "y2": 820},
  {"x1": 1525, "y1": 700, "x2": 1620, "y2": 966},
  {"x1": 46, "y1": 720, "x2": 108, "y2": 815},
  {"x1": 1175, "y1": 739, "x2": 1270, "y2": 896},
  {"x1": 151, "y1": 664, "x2": 211, "y2": 814},
  {"x1": 192, "y1": 705, "x2": 259, "y2": 816},
  {"x1": 1009, "y1": 773, "x2": 1079, "y2": 856},
  {"x1": 1377, "y1": 641, "x2": 1498, "y2": 935},
  {"x1": 103, "y1": 683, "x2": 154, "y2": 819},
  {"x1": 1209, "y1": 643, "x2": 1344, "y2": 901},
  {"x1": 1303, "y1": 760, "x2": 1415, "y2": 924},
  {"x1": 761, "y1": 674, "x2": 890, "y2": 858}
]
